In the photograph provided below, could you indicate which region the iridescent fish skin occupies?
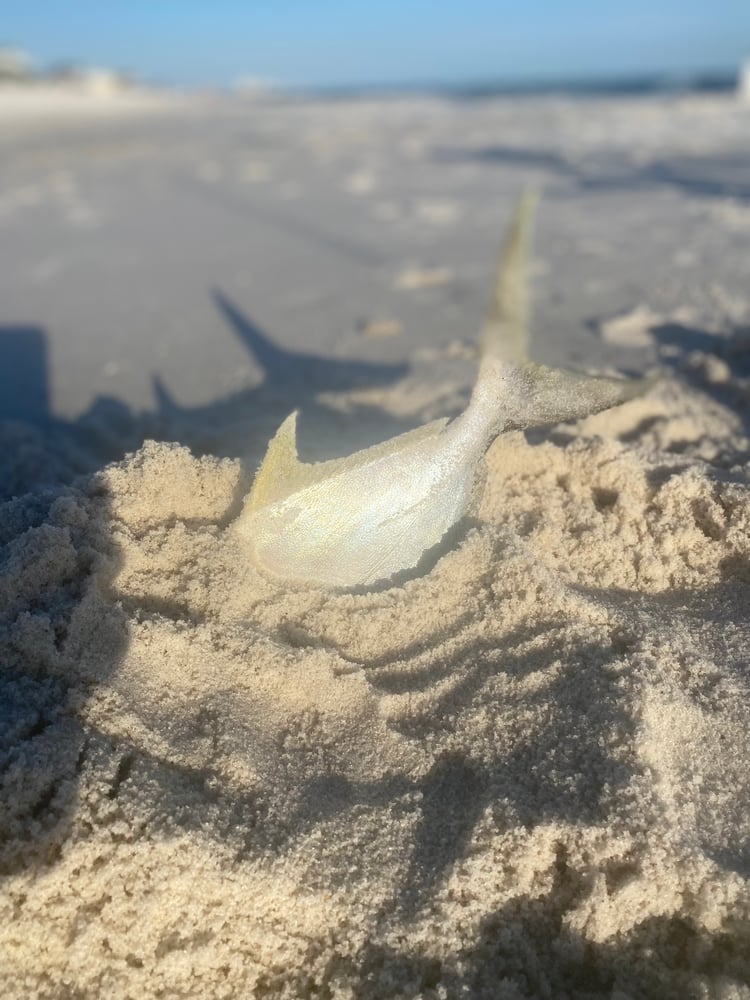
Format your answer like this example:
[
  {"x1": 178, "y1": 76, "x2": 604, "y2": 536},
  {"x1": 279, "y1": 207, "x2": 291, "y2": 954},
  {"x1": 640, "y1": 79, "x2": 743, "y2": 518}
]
[{"x1": 237, "y1": 194, "x2": 647, "y2": 589}]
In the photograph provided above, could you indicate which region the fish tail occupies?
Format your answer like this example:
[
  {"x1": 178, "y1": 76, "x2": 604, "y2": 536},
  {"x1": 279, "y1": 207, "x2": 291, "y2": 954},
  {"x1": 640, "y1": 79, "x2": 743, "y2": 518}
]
[{"x1": 479, "y1": 189, "x2": 538, "y2": 366}]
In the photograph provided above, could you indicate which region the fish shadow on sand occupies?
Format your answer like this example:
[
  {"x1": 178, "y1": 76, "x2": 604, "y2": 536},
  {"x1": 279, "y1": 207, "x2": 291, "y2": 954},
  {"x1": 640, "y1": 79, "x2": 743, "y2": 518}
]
[
  {"x1": 0, "y1": 291, "x2": 419, "y2": 502},
  {"x1": 155, "y1": 288, "x2": 416, "y2": 464},
  {"x1": 211, "y1": 288, "x2": 407, "y2": 395}
]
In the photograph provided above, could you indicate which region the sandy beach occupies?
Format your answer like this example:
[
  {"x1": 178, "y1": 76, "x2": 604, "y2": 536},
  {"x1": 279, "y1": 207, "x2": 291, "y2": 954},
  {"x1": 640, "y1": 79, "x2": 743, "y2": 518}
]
[{"x1": 1, "y1": 88, "x2": 750, "y2": 998}]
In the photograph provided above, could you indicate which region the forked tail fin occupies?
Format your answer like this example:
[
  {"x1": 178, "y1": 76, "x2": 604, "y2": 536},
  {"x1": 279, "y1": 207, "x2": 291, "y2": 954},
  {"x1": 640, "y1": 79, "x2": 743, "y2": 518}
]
[
  {"x1": 503, "y1": 363, "x2": 652, "y2": 429},
  {"x1": 480, "y1": 189, "x2": 538, "y2": 365},
  {"x1": 474, "y1": 191, "x2": 652, "y2": 432}
]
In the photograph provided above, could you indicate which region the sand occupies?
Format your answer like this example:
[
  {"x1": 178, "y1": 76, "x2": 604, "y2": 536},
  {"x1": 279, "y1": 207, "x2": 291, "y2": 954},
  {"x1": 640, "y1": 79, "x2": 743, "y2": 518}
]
[
  {"x1": 1, "y1": 92, "x2": 750, "y2": 998},
  {"x1": 0, "y1": 82, "x2": 185, "y2": 125}
]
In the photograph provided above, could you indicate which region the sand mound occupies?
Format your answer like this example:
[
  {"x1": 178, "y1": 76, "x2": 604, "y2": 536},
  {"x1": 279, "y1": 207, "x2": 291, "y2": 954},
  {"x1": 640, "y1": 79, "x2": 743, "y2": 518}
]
[{"x1": 1, "y1": 363, "x2": 750, "y2": 998}]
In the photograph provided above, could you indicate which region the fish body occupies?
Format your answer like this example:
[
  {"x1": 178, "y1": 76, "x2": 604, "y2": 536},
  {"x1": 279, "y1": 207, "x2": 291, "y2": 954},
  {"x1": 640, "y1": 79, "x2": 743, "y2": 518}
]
[
  {"x1": 238, "y1": 360, "x2": 513, "y2": 588},
  {"x1": 237, "y1": 195, "x2": 647, "y2": 589}
]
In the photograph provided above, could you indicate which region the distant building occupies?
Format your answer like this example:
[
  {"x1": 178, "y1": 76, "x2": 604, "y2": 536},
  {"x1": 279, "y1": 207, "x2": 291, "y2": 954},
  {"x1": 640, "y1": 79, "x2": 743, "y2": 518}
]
[
  {"x1": 234, "y1": 75, "x2": 275, "y2": 98},
  {"x1": 0, "y1": 46, "x2": 32, "y2": 81},
  {"x1": 48, "y1": 63, "x2": 132, "y2": 95}
]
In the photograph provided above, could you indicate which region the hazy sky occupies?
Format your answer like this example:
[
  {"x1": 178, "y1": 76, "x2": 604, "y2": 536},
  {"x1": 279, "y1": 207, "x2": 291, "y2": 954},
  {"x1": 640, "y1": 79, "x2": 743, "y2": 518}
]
[{"x1": 3, "y1": 1, "x2": 749, "y2": 88}]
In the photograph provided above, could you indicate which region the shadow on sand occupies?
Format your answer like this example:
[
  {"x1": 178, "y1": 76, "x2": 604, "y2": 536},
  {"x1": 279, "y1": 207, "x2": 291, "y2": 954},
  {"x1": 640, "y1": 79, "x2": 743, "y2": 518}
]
[
  {"x1": 434, "y1": 143, "x2": 750, "y2": 202},
  {"x1": 0, "y1": 291, "x2": 415, "y2": 883},
  {"x1": 0, "y1": 289, "x2": 417, "y2": 502}
]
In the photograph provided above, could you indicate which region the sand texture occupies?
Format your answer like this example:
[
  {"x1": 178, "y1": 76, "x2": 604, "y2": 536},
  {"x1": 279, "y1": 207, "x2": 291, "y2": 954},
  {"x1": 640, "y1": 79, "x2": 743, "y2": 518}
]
[{"x1": 1, "y1": 93, "x2": 750, "y2": 998}]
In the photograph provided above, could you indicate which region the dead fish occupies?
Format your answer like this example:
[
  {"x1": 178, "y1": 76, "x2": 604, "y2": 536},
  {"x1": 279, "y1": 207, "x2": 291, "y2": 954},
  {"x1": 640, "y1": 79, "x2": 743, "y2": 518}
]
[{"x1": 236, "y1": 193, "x2": 647, "y2": 589}]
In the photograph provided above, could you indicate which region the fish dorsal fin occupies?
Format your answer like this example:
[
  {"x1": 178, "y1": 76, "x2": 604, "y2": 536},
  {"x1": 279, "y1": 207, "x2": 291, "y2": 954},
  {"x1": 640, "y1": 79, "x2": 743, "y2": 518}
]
[
  {"x1": 248, "y1": 412, "x2": 449, "y2": 511},
  {"x1": 248, "y1": 412, "x2": 309, "y2": 510}
]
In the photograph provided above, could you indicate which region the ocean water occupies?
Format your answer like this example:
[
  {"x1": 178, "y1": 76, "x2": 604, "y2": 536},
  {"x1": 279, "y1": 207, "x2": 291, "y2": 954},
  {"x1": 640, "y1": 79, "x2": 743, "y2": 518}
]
[{"x1": 305, "y1": 69, "x2": 737, "y2": 101}]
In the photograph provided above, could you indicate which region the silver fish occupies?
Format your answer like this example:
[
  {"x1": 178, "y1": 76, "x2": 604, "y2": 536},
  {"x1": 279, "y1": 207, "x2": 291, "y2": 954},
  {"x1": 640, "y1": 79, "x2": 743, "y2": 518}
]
[{"x1": 236, "y1": 193, "x2": 646, "y2": 588}]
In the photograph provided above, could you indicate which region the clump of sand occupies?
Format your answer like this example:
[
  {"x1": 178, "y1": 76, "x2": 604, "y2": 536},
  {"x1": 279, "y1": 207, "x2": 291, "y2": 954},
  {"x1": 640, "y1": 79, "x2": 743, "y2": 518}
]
[{"x1": 1, "y1": 363, "x2": 750, "y2": 998}]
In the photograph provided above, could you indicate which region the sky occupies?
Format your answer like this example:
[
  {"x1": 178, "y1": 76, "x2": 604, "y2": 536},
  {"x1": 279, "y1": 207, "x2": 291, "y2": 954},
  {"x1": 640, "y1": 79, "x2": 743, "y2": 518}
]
[{"x1": 2, "y1": 1, "x2": 749, "y2": 89}]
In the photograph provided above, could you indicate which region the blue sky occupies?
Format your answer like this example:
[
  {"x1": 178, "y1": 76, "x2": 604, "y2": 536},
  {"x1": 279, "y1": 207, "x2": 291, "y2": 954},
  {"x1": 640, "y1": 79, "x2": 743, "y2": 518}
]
[{"x1": 2, "y1": 1, "x2": 749, "y2": 88}]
